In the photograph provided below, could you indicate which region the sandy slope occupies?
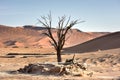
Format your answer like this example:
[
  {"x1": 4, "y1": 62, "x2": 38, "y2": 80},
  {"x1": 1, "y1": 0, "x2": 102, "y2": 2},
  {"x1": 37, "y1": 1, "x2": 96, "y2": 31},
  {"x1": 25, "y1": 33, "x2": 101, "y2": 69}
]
[{"x1": 64, "y1": 32, "x2": 120, "y2": 53}]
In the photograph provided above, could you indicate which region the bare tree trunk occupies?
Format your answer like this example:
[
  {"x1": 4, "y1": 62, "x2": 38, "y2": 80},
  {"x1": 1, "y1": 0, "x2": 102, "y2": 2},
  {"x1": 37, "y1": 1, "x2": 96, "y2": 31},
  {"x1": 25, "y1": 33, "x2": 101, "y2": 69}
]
[{"x1": 57, "y1": 49, "x2": 62, "y2": 62}]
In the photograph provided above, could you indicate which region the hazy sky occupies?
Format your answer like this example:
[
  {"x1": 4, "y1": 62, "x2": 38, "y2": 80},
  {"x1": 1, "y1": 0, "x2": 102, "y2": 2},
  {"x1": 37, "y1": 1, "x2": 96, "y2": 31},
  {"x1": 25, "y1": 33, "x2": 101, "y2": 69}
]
[{"x1": 0, "y1": 0, "x2": 120, "y2": 32}]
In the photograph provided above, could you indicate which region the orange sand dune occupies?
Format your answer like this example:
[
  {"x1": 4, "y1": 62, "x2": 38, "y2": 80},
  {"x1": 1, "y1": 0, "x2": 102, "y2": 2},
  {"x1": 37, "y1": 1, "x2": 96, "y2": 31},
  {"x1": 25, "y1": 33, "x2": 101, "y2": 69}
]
[
  {"x1": 0, "y1": 25, "x2": 108, "y2": 48},
  {"x1": 63, "y1": 32, "x2": 120, "y2": 53}
]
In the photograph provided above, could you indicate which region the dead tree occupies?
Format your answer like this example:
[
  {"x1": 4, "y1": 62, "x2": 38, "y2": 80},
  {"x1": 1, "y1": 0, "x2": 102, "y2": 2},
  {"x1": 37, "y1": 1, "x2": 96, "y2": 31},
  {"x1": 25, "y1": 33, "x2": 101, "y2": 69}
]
[{"x1": 38, "y1": 13, "x2": 80, "y2": 62}]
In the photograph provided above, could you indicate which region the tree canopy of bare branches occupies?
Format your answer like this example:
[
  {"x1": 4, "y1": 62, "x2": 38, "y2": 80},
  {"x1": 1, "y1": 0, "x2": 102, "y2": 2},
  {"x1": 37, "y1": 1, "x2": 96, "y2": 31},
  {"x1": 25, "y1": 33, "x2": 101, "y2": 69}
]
[{"x1": 38, "y1": 13, "x2": 80, "y2": 62}]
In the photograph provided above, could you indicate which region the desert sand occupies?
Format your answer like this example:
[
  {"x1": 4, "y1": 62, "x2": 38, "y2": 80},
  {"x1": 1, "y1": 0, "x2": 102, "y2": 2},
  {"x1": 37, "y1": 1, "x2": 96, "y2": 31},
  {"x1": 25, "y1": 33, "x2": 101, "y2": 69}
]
[{"x1": 0, "y1": 47, "x2": 120, "y2": 80}]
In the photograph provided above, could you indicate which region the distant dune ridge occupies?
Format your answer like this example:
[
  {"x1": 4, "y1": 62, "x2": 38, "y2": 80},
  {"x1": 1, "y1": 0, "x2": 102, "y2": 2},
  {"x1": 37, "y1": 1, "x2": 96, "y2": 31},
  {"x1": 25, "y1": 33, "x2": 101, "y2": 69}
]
[
  {"x1": 63, "y1": 31, "x2": 120, "y2": 53},
  {"x1": 0, "y1": 25, "x2": 109, "y2": 48}
]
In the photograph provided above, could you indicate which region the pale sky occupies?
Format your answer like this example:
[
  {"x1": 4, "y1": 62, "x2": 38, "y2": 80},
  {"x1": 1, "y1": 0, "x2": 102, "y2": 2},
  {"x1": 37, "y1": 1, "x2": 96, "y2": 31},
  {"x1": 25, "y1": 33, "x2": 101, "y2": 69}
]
[{"x1": 0, "y1": 0, "x2": 120, "y2": 32}]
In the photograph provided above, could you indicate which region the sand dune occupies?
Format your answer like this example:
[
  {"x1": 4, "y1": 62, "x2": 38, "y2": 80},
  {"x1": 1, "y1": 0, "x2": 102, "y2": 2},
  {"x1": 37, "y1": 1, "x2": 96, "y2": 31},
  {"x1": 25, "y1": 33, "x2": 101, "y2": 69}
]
[
  {"x1": 0, "y1": 25, "x2": 108, "y2": 48},
  {"x1": 63, "y1": 32, "x2": 120, "y2": 53}
]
